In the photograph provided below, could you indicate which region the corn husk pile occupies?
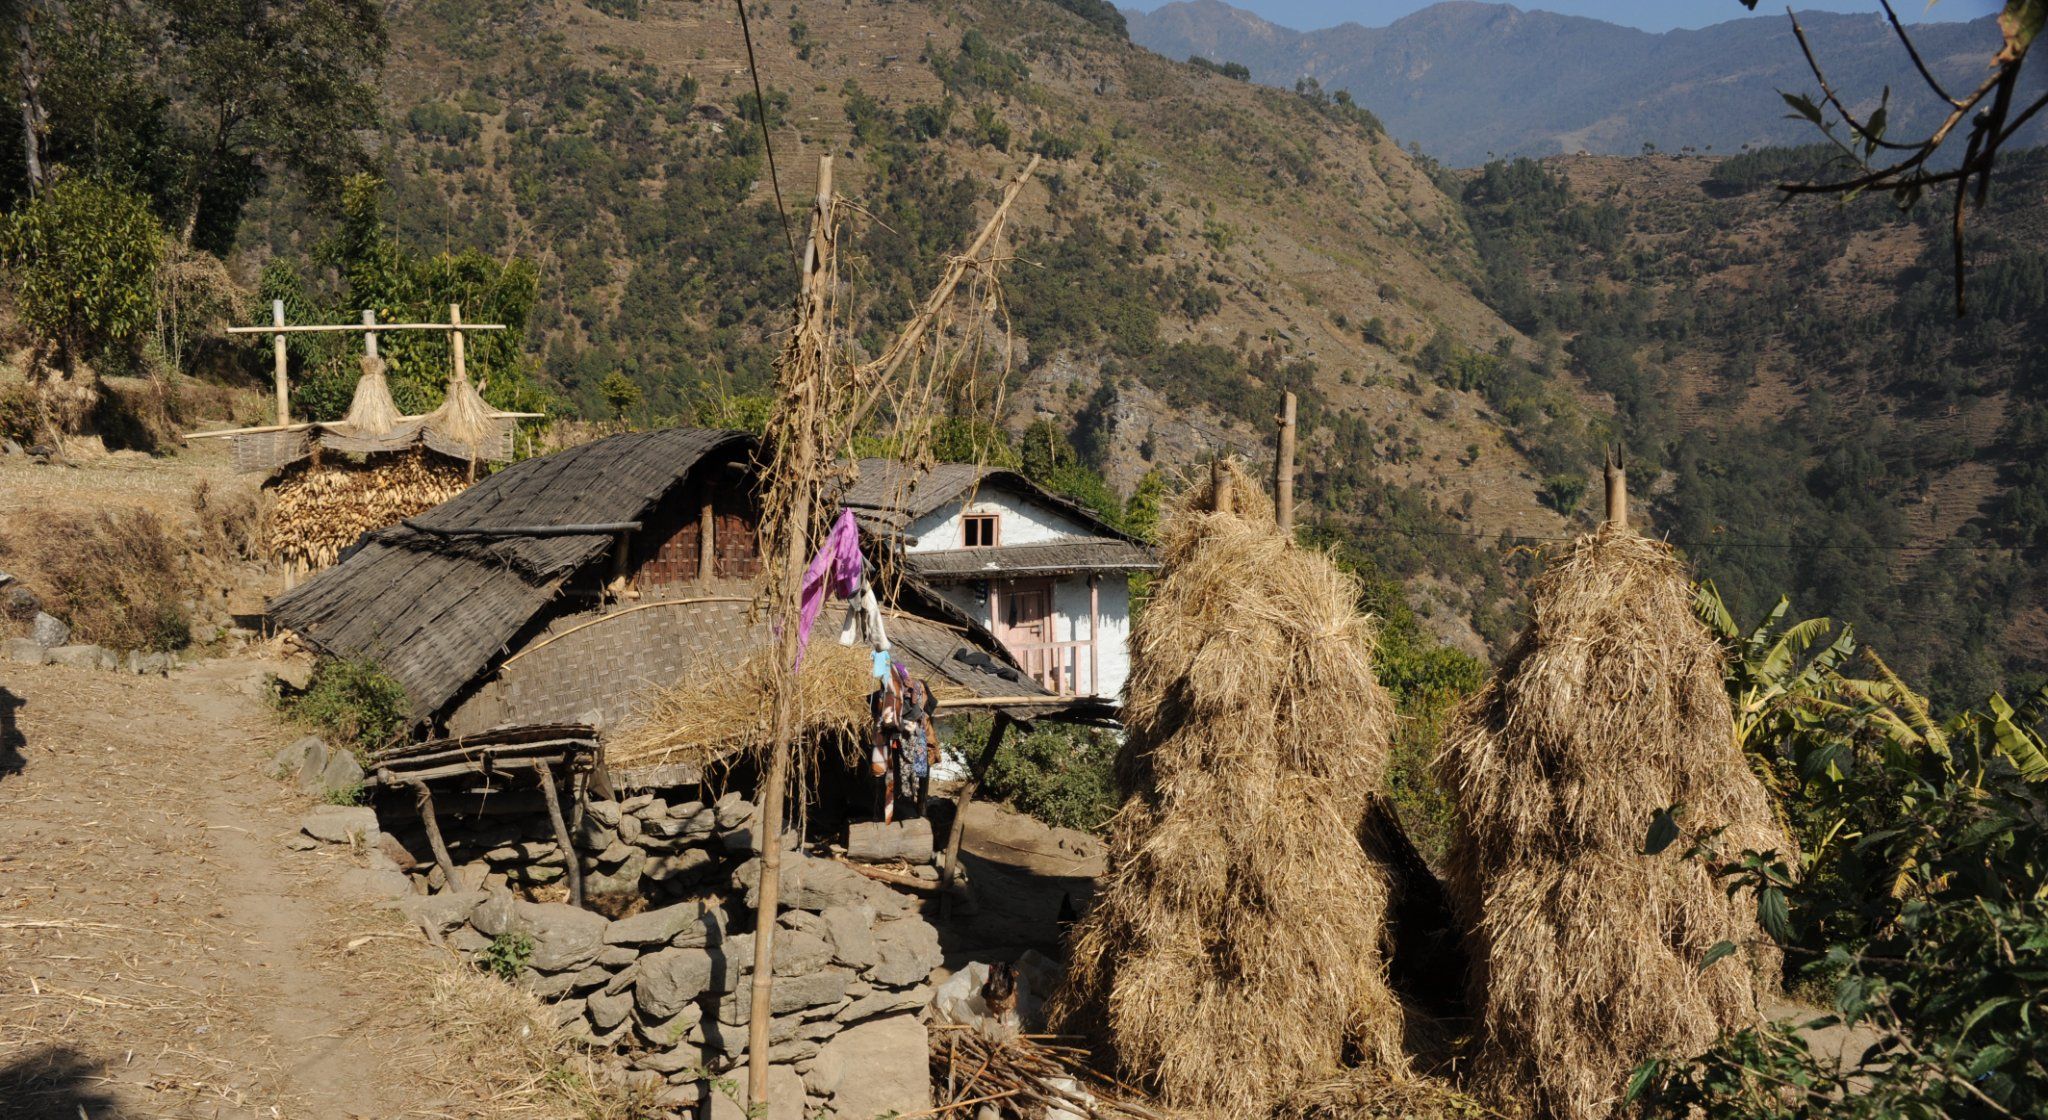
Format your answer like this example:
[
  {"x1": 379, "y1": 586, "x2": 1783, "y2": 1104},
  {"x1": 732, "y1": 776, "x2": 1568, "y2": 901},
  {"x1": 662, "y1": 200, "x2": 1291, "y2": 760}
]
[
  {"x1": 262, "y1": 450, "x2": 471, "y2": 570},
  {"x1": 1050, "y1": 460, "x2": 1410, "y2": 1120},
  {"x1": 1436, "y1": 524, "x2": 1791, "y2": 1120}
]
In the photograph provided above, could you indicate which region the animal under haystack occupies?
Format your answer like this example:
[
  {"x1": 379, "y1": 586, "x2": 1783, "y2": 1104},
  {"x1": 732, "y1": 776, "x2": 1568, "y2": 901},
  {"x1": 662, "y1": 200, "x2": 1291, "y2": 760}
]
[
  {"x1": 1436, "y1": 524, "x2": 1791, "y2": 1120},
  {"x1": 1051, "y1": 461, "x2": 1411, "y2": 1119}
]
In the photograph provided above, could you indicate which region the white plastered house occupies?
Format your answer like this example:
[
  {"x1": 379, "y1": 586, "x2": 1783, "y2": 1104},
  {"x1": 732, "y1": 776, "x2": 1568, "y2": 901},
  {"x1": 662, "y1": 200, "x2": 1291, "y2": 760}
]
[{"x1": 841, "y1": 460, "x2": 1157, "y2": 701}]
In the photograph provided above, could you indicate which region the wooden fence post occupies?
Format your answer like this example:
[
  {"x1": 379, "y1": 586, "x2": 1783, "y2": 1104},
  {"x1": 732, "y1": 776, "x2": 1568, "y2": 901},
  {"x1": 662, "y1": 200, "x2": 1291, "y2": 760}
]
[{"x1": 1275, "y1": 390, "x2": 1297, "y2": 536}]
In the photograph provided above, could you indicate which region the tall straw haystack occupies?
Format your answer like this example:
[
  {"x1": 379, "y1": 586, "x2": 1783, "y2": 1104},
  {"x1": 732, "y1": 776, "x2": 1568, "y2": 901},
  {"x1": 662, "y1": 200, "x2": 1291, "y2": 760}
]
[
  {"x1": 1051, "y1": 460, "x2": 1410, "y2": 1119},
  {"x1": 1437, "y1": 524, "x2": 1790, "y2": 1120}
]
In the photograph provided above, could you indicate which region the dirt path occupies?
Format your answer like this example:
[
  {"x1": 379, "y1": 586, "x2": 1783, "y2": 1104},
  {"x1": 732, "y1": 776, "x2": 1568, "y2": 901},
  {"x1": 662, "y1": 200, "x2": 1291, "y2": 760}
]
[{"x1": 0, "y1": 658, "x2": 565, "y2": 1120}]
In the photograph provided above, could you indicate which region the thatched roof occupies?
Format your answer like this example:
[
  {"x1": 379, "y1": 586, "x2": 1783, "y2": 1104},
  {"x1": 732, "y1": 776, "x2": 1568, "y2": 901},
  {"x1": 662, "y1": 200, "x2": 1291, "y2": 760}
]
[{"x1": 270, "y1": 427, "x2": 753, "y2": 721}]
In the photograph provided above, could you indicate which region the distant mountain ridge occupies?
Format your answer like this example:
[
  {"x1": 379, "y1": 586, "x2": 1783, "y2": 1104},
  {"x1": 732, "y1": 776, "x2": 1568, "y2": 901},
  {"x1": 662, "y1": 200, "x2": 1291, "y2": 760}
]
[{"x1": 1124, "y1": 0, "x2": 2040, "y2": 165}]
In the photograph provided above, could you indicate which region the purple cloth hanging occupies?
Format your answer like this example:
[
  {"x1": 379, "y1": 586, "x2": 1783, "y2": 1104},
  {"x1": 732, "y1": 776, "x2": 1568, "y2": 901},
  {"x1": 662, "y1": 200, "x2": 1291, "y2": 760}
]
[{"x1": 796, "y1": 508, "x2": 864, "y2": 666}]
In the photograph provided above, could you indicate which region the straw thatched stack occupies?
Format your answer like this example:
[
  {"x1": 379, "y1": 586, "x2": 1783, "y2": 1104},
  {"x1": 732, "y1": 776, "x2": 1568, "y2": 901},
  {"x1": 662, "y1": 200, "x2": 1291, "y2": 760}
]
[
  {"x1": 262, "y1": 450, "x2": 470, "y2": 570},
  {"x1": 1051, "y1": 460, "x2": 1409, "y2": 1120},
  {"x1": 336, "y1": 354, "x2": 406, "y2": 435},
  {"x1": 1436, "y1": 525, "x2": 1789, "y2": 1120}
]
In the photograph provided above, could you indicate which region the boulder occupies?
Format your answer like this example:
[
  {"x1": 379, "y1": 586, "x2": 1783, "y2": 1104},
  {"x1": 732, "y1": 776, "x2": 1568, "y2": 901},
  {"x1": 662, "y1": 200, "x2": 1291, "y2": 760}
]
[
  {"x1": 815, "y1": 1015, "x2": 931, "y2": 1120},
  {"x1": 605, "y1": 899, "x2": 723, "y2": 947},
  {"x1": 584, "y1": 799, "x2": 622, "y2": 829},
  {"x1": 272, "y1": 735, "x2": 326, "y2": 780},
  {"x1": 718, "y1": 967, "x2": 853, "y2": 1022},
  {"x1": 644, "y1": 848, "x2": 715, "y2": 885},
  {"x1": 869, "y1": 917, "x2": 943, "y2": 988},
  {"x1": 514, "y1": 901, "x2": 610, "y2": 972},
  {"x1": 470, "y1": 889, "x2": 518, "y2": 937},
  {"x1": 736, "y1": 853, "x2": 887, "y2": 914},
  {"x1": 45, "y1": 644, "x2": 107, "y2": 669},
  {"x1": 400, "y1": 889, "x2": 487, "y2": 937},
  {"x1": 29, "y1": 611, "x2": 69, "y2": 649},
  {"x1": 715, "y1": 793, "x2": 755, "y2": 828},
  {"x1": 770, "y1": 930, "x2": 834, "y2": 977},
  {"x1": 819, "y1": 905, "x2": 879, "y2": 971},
  {"x1": 127, "y1": 650, "x2": 172, "y2": 675},
  {"x1": 307, "y1": 749, "x2": 364, "y2": 797},
  {"x1": 3, "y1": 637, "x2": 48, "y2": 664},
  {"x1": 845, "y1": 819, "x2": 935, "y2": 864},
  {"x1": 634, "y1": 946, "x2": 718, "y2": 1019},
  {"x1": 707, "y1": 1063, "x2": 806, "y2": 1120},
  {"x1": 3, "y1": 582, "x2": 41, "y2": 617},
  {"x1": 300, "y1": 805, "x2": 379, "y2": 845},
  {"x1": 339, "y1": 866, "x2": 414, "y2": 900},
  {"x1": 582, "y1": 846, "x2": 647, "y2": 896},
  {"x1": 835, "y1": 984, "x2": 928, "y2": 1025},
  {"x1": 587, "y1": 987, "x2": 634, "y2": 1032}
]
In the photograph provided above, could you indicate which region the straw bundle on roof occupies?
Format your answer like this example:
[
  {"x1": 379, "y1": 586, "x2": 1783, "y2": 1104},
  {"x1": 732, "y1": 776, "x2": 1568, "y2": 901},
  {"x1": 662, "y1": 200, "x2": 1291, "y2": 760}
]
[
  {"x1": 421, "y1": 371, "x2": 514, "y2": 462},
  {"x1": 1051, "y1": 460, "x2": 1408, "y2": 1120},
  {"x1": 609, "y1": 641, "x2": 881, "y2": 771},
  {"x1": 262, "y1": 450, "x2": 471, "y2": 570},
  {"x1": 336, "y1": 354, "x2": 406, "y2": 435},
  {"x1": 1436, "y1": 525, "x2": 1789, "y2": 1120}
]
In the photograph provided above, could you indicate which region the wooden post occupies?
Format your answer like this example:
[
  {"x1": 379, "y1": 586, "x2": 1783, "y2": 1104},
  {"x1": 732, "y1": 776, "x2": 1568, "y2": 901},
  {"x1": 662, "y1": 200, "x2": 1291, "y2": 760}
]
[
  {"x1": 1604, "y1": 447, "x2": 1627, "y2": 529},
  {"x1": 939, "y1": 712, "x2": 1012, "y2": 919},
  {"x1": 535, "y1": 761, "x2": 584, "y2": 909},
  {"x1": 413, "y1": 782, "x2": 458, "y2": 888},
  {"x1": 361, "y1": 308, "x2": 379, "y2": 359},
  {"x1": 749, "y1": 153, "x2": 832, "y2": 1113},
  {"x1": 699, "y1": 501, "x2": 716, "y2": 582},
  {"x1": 271, "y1": 299, "x2": 290, "y2": 425},
  {"x1": 1275, "y1": 391, "x2": 1297, "y2": 537},
  {"x1": 1211, "y1": 459, "x2": 1234, "y2": 515},
  {"x1": 448, "y1": 303, "x2": 466, "y2": 383},
  {"x1": 1088, "y1": 576, "x2": 1100, "y2": 698}
]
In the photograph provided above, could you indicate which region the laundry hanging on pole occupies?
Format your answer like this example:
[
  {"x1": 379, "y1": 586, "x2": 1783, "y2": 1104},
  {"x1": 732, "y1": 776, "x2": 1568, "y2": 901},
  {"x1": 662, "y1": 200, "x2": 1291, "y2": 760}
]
[{"x1": 796, "y1": 508, "x2": 864, "y2": 666}]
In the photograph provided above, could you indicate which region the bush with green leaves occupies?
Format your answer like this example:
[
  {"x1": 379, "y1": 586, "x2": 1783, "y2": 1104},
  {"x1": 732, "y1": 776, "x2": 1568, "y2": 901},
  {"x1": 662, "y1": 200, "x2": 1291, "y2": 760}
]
[
  {"x1": 1, "y1": 176, "x2": 163, "y2": 359},
  {"x1": 478, "y1": 932, "x2": 534, "y2": 982},
  {"x1": 1629, "y1": 596, "x2": 2048, "y2": 1118},
  {"x1": 283, "y1": 656, "x2": 410, "y2": 754},
  {"x1": 948, "y1": 714, "x2": 1121, "y2": 833}
]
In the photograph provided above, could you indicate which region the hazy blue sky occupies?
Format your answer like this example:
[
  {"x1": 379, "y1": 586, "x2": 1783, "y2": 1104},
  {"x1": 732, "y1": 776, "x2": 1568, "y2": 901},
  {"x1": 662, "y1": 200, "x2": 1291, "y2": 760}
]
[{"x1": 1127, "y1": 1, "x2": 2005, "y2": 34}]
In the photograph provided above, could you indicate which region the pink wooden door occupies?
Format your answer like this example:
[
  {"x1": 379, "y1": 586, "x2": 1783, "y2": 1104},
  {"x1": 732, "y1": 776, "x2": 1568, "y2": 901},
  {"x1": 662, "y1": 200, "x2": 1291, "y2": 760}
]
[{"x1": 995, "y1": 579, "x2": 1058, "y2": 691}]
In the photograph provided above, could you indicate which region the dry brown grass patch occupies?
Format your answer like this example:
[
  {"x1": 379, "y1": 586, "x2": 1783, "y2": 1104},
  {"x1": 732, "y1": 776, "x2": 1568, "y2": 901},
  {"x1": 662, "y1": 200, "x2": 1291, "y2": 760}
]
[{"x1": 0, "y1": 507, "x2": 192, "y2": 649}]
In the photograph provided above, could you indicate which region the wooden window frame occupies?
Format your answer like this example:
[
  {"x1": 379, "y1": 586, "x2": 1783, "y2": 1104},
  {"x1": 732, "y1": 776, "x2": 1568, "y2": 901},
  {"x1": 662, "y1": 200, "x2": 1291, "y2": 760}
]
[{"x1": 961, "y1": 512, "x2": 1000, "y2": 548}]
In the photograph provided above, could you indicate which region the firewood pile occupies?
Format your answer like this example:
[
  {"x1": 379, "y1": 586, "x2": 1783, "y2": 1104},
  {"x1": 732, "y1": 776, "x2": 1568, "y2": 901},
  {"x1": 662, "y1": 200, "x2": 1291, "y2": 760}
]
[{"x1": 929, "y1": 1026, "x2": 1169, "y2": 1120}]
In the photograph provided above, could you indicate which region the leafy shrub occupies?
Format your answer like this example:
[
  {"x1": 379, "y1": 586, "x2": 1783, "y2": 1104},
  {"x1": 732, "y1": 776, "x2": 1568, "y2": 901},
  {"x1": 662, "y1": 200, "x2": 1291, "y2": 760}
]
[
  {"x1": 0, "y1": 175, "x2": 163, "y2": 356},
  {"x1": 0, "y1": 509, "x2": 191, "y2": 651},
  {"x1": 284, "y1": 656, "x2": 410, "y2": 753},
  {"x1": 949, "y1": 715, "x2": 1121, "y2": 833},
  {"x1": 0, "y1": 380, "x2": 35, "y2": 443},
  {"x1": 1633, "y1": 600, "x2": 2048, "y2": 1117},
  {"x1": 478, "y1": 932, "x2": 534, "y2": 981}
]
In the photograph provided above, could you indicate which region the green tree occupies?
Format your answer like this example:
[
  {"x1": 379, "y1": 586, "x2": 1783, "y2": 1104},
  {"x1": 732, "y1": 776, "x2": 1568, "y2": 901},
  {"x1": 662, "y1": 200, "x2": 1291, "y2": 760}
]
[
  {"x1": 7, "y1": 0, "x2": 383, "y2": 250},
  {"x1": 0, "y1": 173, "x2": 162, "y2": 434},
  {"x1": 599, "y1": 370, "x2": 642, "y2": 422}
]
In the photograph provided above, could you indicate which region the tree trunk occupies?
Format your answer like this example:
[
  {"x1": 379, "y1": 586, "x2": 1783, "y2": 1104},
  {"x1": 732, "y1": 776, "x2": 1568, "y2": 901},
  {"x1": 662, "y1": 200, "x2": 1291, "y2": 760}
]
[{"x1": 14, "y1": 9, "x2": 45, "y2": 199}]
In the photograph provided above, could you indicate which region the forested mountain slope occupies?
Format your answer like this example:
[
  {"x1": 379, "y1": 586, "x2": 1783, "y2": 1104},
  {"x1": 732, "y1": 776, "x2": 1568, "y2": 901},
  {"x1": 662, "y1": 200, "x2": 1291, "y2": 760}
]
[
  {"x1": 1125, "y1": 1, "x2": 2044, "y2": 166},
  {"x1": 1452, "y1": 149, "x2": 2048, "y2": 698},
  {"x1": 243, "y1": 0, "x2": 1604, "y2": 648}
]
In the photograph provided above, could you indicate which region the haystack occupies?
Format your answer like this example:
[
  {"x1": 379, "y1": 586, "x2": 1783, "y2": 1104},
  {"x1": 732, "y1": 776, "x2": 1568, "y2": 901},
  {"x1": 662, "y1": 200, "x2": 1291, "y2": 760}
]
[
  {"x1": 1051, "y1": 460, "x2": 1408, "y2": 1119},
  {"x1": 1436, "y1": 524, "x2": 1789, "y2": 1120},
  {"x1": 332, "y1": 354, "x2": 408, "y2": 437}
]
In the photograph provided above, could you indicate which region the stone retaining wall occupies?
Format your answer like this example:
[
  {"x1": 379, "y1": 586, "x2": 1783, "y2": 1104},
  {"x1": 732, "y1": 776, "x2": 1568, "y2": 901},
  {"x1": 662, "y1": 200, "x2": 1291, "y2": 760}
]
[{"x1": 383, "y1": 790, "x2": 939, "y2": 1119}]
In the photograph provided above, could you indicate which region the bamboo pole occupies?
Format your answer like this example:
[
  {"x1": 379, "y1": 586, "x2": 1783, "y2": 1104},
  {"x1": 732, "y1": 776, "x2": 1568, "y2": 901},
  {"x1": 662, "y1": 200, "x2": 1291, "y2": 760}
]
[
  {"x1": 748, "y1": 153, "x2": 834, "y2": 1113},
  {"x1": 1274, "y1": 390, "x2": 1297, "y2": 536},
  {"x1": 413, "y1": 782, "x2": 458, "y2": 887},
  {"x1": 362, "y1": 309, "x2": 380, "y2": 358},
  {"x1": 449, "y1": 304, "x2": 467, "y2": 383},
  {"x1": 535, "y1": 761, "x2": 584, "y2": 909},
  {"x1": 226, "y1": 322, "x2": 505, "y2": 334},
  {"x1": 272, "y1": 299, "x2": 290, "y2": 426},
  {"x1": 1604, "y1": 447, "x2": 1627, "y2": 528}
]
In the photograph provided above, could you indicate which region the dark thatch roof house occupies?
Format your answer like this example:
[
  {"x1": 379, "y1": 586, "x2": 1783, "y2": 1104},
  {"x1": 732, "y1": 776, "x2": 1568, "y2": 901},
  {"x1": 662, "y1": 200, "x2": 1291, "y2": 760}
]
[
  {"x1": 268, "y1": 428, "x2": 1065, "y2": 749},
  {"x1": 841, "y1": 459, "x2": 1157, "y2": 699}
]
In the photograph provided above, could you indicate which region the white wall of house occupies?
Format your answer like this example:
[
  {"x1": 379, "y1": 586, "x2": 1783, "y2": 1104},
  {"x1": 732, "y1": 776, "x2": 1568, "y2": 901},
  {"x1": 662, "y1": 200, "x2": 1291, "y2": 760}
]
[
  {"x1": 904, "y1": 486, "x2": 1095, "y2": 551},
  {"x1": 907, "y1": 486, "x2": 1134, "y2": 701}
]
